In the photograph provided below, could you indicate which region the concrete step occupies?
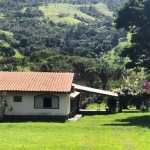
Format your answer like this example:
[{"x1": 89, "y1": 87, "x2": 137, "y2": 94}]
[{"x1": 68, "y1": 114, "x2": 82, "y2": 122}]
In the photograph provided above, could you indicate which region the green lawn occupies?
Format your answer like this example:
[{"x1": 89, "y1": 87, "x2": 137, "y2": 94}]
[{"x1": 0, "y1": 112, "x2": 150, "y2": 149}]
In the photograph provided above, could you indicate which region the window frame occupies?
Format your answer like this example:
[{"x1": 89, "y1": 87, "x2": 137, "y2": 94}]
[
  {"x1": 13, "y1": 96, "x2": 22, "y2": 102},
  {"x1": 34, "y1": 94, "x2": 59, "y2": 109}
]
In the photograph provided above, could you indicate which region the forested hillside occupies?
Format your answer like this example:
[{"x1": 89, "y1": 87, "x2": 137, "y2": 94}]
[
  {"x1": 0, "y1": 0, "x2": 133, "y2": 90},
  {"x1": 0, "y1": 0, "x2": 127, "y2": 57}
]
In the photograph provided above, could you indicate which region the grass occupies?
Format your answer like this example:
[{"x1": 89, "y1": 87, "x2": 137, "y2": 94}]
[
  {"x1": 1, "y1": 112, "x2": 150, "y2": 149},
  {"x1": 39, "y1": 3, "x2": 95, "y2": 24},
  {"x1": 39, "y1": 3, "x2": 112, "y2": 24},
  {"x1": 17, "y1": 66, "x2": 31, "y2": 72},
  {"x1": 13, "y1": 50, "x2": 31, "y2": 71},
  {"x1": 13, "y1": 49, "x2": 24, "y2": 58},
  {"x1": 0, "y1": 40, "x2": 10, "y2": 47},
  {"x1": 86, "y1": 103, "x2": 106, "y2": 110},
  {"x1": 94, "y1": 3, "x2": 113, "y2": 17},
  {"x1": 0, "y1": 30, "x2": 13, "y2": 37}
]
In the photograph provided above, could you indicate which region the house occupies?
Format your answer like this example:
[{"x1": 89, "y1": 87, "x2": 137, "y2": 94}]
[
  {"x1": 0, "y1": 72, "x2": 79, "y2": 121},
  {"x1": 0, "y1": 72, "x2": 118, "y2": 122}
]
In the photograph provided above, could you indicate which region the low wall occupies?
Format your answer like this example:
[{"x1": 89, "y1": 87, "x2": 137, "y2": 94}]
[
  {"x1": 78, "y1": 109, "x2": 109, "y2": 115},
  {"x1": 2, "y1": 114, "x2": 69, "y2": 122}
]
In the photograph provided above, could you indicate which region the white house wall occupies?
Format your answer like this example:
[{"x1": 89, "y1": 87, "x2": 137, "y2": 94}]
[{"x1": 2, "y1": 92, "x2": 70, "y2": 116}]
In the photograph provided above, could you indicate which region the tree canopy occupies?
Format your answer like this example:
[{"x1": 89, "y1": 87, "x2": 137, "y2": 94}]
[
  {"x1": 114, "y1": 0, "x2": 150, "y2": 71},
  {"x1": 0, "y1": 0, "x2": 127, "y2": 58}
]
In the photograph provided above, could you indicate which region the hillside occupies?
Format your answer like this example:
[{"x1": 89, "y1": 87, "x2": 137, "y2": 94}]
[
  {"x1": 39, "y1": 4, "x2": 95, "y2": 24},
  {"x1": 0, "y1": 0, "x2": 135, "y2": 90},
  {"x1": 0, "y1": 0, "x2": 127, "y2": 58},
  {"x1": 39, "y1": 3, "x2": 113, "y2": 24}
]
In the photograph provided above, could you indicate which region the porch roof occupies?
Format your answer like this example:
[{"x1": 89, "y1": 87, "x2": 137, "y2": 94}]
[
  {"x1": 72, "y1": 83, "x2": 118, "y2": 97},
  {"x1": 70, "y1": 91, "x2": 80, "y2": 100}
]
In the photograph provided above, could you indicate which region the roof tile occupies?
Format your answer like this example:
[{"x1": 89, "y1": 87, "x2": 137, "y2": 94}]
[{"x1": 0, "y1": 72, "x2": 74, "y2": 92}]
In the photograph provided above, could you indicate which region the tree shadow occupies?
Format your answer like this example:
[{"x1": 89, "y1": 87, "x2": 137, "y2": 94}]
[{"x1": 103, "y1": 115, "x2": 150, "y2": 128}]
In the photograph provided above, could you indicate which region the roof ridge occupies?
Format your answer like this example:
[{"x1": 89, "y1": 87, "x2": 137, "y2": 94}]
[{"x1": 0, "y1": 71, "x2": 74, "y2": 73}]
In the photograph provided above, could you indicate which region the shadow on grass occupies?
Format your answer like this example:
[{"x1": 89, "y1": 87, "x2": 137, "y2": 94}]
[{"x1": 103, "y1": 115, "x2": 150, "y2": 128}]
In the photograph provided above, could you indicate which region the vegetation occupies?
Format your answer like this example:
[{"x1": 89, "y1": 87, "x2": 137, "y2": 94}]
[
  {"x1": 86, "y1": 102, "x2": 106, "y2": 110},
  {"x1": 0, "y1": 0, "x2": 132, "y2": 89},
  {"x1": 0, "y1": 0, "x2": 130, "y2": 89},
  {"x1": 39, "y1": 3, "x2": 95, "y2": 24},
  {"x1": 114, "y1": 0, "x2": 150, "y2": 72},
  {"x1": 0, "y1": 1, "x2": 150, "y2": 149},
  {"x1": 0, "y1": 0, "x2": 127, "y2": 58},
  {"x1": 0, "y1": 0, "x2": 149, "y2": 108},
  {"x1": 1, "y1": 112, "x2": 150, "y2": 149}
]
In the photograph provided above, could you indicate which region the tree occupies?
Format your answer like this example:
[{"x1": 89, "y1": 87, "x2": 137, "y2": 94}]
[
  {"x1": 96, "y1": 60, "x2": 116, "y2": 90},
  {"x1": 0, "y1": 92, "x2": 7, "y2": 120},
  {"x1": 117, "y1": 69, "x2": 143, "y2": 111},
  {"x1": 40, "y1": 60, "x2": 54, "y2": 72},
  {"x1": 20, "y1": 37, "x2": 28, "y2": 47},
  {"x1": 114, "y1": 0, "x2": 150, "y2": 71},
  {"x1": 20, "y1": 57, "x2": 28, "y2": 71},
  {"x1": 73, "y1": 61, "x2": 87, "y2": 85},
  {"x1": 142, "y1": 79, "x2": 150, "y2": 94}
]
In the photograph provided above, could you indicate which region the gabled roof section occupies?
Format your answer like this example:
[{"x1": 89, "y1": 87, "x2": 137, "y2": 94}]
[
  {"x1": 0, "y1": 72, "x2": 74, "y2": 92},
  {"x1": 72, "y1": 83, "x2": 118, "y2": 97}
]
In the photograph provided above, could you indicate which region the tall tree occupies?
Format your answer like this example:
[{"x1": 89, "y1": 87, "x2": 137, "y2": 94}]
[
  {"x1": 114, "y1": 0, "x2": 150, "y2": 71},
  {"x1": 96, "y1": 60, "x2": 116, "y2": 90}
]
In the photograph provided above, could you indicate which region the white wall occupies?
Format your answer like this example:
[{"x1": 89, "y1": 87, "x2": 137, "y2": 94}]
[{"x1": 2, "y1": 92, "x2": 70, "y2": 116}]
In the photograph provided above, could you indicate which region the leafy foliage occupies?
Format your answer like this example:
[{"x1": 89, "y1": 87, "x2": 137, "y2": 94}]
[
  {"x1": 0, "y1": 0, "x2": 127, "y2": 58},
  {"x1": 0, "y1": 0, "x2": 141, "y2": 96},
  {"x1": 114, "y1": 0, "x2": 150, "y2": 71},
  {"x1": 142, "y1": 79, "x2": 150, "y2": 93}
]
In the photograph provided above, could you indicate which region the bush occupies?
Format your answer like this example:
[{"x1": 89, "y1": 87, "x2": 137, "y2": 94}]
[{"x1": 58, "y1": 13, "x2": 68, "y2": 18}]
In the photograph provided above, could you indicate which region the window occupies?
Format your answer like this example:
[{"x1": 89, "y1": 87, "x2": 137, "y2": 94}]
[
  {"x1": 14, "y1": 96, "x2": 22, "y2": 102},
  {"x1": 43, "y1": 98, "x2": 52, "y2": 108},
  {"x1": 34, "y1": 94, "x2": 59, "y2": 109}
]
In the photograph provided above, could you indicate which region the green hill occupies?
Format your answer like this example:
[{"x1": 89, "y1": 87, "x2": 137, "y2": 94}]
[
  {"x1": 0, "y1": 0, "x2": 126, "y2": 58},
  {"x1": 0, "y1": 0, "x2": 128, "y2": 74},
  {"x1": 39, "y1": 4, "x2": 95, "y2": 24},
  {"x1": 39, "y1": 3, "x2": 112, "y2": 24}
]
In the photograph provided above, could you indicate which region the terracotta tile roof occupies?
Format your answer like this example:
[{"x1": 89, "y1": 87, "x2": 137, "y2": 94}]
[
  {"x1": 0, "y1": 72, "x2": 74, "y2": 92},
  {"x1": 72, "y1": 83, "x2": 118, "y2": 97}
]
